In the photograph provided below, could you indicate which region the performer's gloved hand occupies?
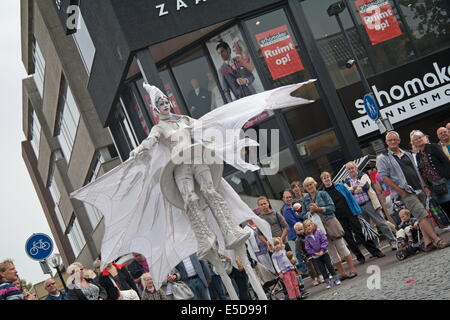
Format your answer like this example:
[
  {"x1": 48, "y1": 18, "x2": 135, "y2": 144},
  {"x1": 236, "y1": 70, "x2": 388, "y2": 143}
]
[{"x1": 129, "y1": 144, "x2": 144, "y2": 159}]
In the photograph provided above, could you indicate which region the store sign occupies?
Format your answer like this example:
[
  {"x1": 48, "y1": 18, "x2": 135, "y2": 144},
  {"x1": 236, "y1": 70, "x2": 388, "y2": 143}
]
[
  {"x1": 337, "y1": 48, "x2": 450, "y2": 137},
  {"x1": 255, "y1": 25, "x2": 304, "y2": 80},
  {"x1": 355, "y1": 0, "x2": 402, "y2": 45},
  {"x1": 155, "y1": 0, "x2": 207, "y2": 17}
]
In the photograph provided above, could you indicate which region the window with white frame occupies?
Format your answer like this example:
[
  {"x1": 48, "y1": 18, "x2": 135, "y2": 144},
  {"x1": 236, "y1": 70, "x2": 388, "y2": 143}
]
[
  {"x1": 57, "y1": 80, "x2": 80, "y2": 162},
  {"x1": 30, "y1": 109, "x2": 41, "y2": 158},
  {"x1": 48, "y1": 168, "x2": 66, "y2": 233},
  {"x1": 84, "y1": 156, "x2": 103, "y2": 229},
  {"x1": 73, "y1": 12, "x2": 96, "y2": 74},
  {"x1": 32, "y1": 39, "x2": 46, "y2": 97},
  {"x1": 67, "y1": 216, "x2": 86, "y2": 257}
]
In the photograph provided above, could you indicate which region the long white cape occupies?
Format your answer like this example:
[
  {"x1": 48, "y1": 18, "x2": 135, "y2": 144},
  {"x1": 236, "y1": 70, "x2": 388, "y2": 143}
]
[{"x1": 70, "y1": 80, "x2": 315, "y2": 289}]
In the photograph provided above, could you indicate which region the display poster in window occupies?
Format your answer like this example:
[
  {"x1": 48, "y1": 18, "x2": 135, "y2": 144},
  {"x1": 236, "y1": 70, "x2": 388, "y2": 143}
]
[
  {"x1": 255, "y1": 25, "x2": 304, "y2": 80},
  {"x1": 206, "y1": 25, "x2": 270, "y2": 127},
  {"x1": 355, "y1": 0, "x2": 403, "y2": 45}
]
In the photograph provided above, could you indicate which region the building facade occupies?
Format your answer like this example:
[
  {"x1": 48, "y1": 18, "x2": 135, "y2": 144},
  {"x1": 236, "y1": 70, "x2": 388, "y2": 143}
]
[
  {"x1": 22, "y1": 0, "x2": 450, "y2": 267},
  {"x1": 21, "y1": 0, "x2": 120, "y2": 268}
]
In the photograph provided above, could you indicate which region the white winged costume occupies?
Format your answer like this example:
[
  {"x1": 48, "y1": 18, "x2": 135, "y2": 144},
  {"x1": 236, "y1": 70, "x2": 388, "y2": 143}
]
[{"x1": 71, "y1": 80, "x2": 316, "y2": 289}]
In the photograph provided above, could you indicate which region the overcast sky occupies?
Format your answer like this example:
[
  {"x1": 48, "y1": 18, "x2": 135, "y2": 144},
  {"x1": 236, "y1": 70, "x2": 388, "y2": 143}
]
[{"x1": 0, "y1": 1, "x2": 53, "y2": 285}]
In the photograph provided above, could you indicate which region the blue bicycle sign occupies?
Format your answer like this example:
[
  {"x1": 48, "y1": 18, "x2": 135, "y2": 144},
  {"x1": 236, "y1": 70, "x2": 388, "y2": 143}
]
[
  {"x1": 363, "y1": 93, "x2": 380, "y2": 121},
  {"x1": 25, "y1": 234, "x2": 54, "y2": 261}
]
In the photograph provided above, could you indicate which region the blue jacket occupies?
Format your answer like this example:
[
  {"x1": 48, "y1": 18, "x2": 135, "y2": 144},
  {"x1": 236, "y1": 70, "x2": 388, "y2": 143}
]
[
  {"x1": 300, "y1": 190, "x2": 336, "y2": 221},
  {"x1": 305, "y1": 230, "x2": 328, "y2": 255},
  {"x1": 334, "y1": 183, "x2": 362, "y2": 216},
  {"x1": 282, "y1": 203, "x2": 302, "y2": 241}
]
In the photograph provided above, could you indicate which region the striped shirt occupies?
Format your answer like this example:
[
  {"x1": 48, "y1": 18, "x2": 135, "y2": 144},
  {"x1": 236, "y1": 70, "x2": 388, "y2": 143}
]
[{"x1": 0, "y1": 281, "x2": 24, "y2": 300}]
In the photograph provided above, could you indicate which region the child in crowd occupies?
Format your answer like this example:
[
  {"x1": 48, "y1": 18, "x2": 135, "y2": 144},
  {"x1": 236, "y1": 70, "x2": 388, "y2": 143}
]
[
  {"x1": 286, "y1": 251, "x2": 305, "y2": 290},
  {"x1": 141, "y1": 272, "x2": 167, "y2": 300},
  {"x1": 304, "y1": 220, "x2": 341, "y2": 289},
  {"x1": 396, "y1": 209, "x2": 420, "y2": 248},
  {"x1": 269, "y1": 237, "x2": 308, "y2": 300},
  {"x1": 294, "y1": 222, "x2": 324, "y2": 286}
]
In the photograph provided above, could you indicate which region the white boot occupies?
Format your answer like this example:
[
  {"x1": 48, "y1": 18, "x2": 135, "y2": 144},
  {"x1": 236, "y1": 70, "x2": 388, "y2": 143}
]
[
  {"x1": 185, "y1": 199, "x2": 217, "y2": 259},
  {"x1": 201, "y1": 188, "x2": 250, "y2": 249}
]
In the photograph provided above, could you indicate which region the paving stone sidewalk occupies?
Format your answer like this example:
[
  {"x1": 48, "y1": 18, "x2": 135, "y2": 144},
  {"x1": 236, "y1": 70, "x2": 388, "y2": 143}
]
[{"x1": 311, "y1": 246, "x2": 450, "y2": 300}]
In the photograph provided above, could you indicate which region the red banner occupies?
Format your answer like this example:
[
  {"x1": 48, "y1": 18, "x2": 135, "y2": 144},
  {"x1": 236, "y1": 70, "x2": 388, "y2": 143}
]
[
  {"x1": 255, "y1": 25, "x2": 304, "y2": 80},
  {"x1": 355, "y1": 0, "x2": 402, "y2": 45}
]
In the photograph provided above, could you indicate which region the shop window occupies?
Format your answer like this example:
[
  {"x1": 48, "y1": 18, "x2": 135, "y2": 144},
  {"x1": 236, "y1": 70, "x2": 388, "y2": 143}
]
[
  {"x1": 301, "y1": 0, "x2": 376, "y2": 89},
  {"x1": 301, "y1": 0, "x2": 450, "y2": 89},
  {"x1": 224, "y1": 167, "x2": 264, "y2": 198},
  {"x1": 206, "y1": 26, "x2": 264, "y2": 103},
  {"x1": 244, "y1": 9, "x2": 311, "y2": 89},
  {"x1": 284, "y1": 100, "x2": 333, "y2": 142},
  {"x1": 109, "y1": 105, "x2": 139, "y2": 161},
  {"x1": 397, "y1": 0, "x2": 450, "y2": 55},
  {"x1": 296, "y1": 130, "x2": 345, "y2": 181},
  {"x1": 171, "y1": 47, "x2": 223, "y2": 119},
  {"x1": 120, "y1": 84, "x2": 152, "y2": 141},
  {"x1": 257, "y1": 147, "x2": 301, "y2": 200}
]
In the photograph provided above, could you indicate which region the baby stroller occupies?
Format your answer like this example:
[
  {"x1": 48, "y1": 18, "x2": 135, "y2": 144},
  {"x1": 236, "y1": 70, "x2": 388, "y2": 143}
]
[
  {"x1": 395, "y1": 225, "x2": 424, "y2": 261},
  {"x1": 262, "y1": 277, "x2": 288, "y2": 300},
  {"x1": 391, "y1": 199, "x2": 406, "y2": 226}
]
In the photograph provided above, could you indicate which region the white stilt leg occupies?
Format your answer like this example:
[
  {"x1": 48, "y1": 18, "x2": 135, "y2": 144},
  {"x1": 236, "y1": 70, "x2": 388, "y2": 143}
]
[
  {"x1": 204, "y1": 251, "x2": 239, "y2": 300},
  {"x1": 234, "y1": 245, "x2": 268, "y2": 300}
]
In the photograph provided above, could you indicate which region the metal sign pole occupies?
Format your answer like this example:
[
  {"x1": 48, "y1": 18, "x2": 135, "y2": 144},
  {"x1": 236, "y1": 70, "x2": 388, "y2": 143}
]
[{"x1": 328, "y1": 1, "x2": 393, "y2": 134}]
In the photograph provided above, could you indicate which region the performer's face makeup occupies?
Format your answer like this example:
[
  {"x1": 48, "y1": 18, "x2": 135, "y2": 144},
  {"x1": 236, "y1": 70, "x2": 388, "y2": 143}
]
[{"x1": 156, "y1": 97, "x2": 171, "y2": 115}]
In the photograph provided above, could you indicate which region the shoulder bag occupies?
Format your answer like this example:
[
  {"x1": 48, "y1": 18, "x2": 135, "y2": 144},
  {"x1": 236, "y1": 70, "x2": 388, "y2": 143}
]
[
  {"x1": 109, "y1": 276, "x2": 140, "y2": 300},
  {"x1": 431, "y1": 178, "x2": 448, "y2": 195},
  {"x1": 317, "y1": 191, "x2": 345, "y2": 241},
  {"x1": 171, "y1": 281, "x2": 195, "y2": 300}
]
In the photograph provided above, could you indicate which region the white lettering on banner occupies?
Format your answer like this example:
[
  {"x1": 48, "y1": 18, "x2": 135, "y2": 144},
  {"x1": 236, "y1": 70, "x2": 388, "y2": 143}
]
[
  {"x1": 352, "y1": 83, "x2": 450, "y2": 136},
  {"x1": 156, "y1": 0, "x2": 207, "y2": 17},
  {"x1": 264, "y1": 43, "x2": 295, "y2": 58},
  {"x1": 355, "y1": 61, "x2": 450, "y2": 113}
]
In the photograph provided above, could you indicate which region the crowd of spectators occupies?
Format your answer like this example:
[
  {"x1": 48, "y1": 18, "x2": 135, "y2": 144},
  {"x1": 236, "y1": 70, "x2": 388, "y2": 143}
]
[{"x1": 2, "y1": 124, "x2": 449, "y2": 301}]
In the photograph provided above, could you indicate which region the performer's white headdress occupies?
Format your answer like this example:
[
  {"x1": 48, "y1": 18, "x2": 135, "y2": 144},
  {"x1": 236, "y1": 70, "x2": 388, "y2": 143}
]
[{"x1": 143, "y1": 83, "x2": 168, "y2": 114}]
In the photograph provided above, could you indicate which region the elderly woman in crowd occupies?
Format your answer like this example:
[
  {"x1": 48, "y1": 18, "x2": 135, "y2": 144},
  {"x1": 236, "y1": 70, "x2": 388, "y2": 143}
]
[
  {"x1": 410, "y1": 130, "x2": 450, "y2": 217},
  {"x1": 320, "y1": 171, "x2": 386, "y2": 266},
  {"x1": 66, "y1": 262, "x2": 107, "y2": 300},
  {"x1": 300, "y1": 177, "x2": 357, "y2": 281}
]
